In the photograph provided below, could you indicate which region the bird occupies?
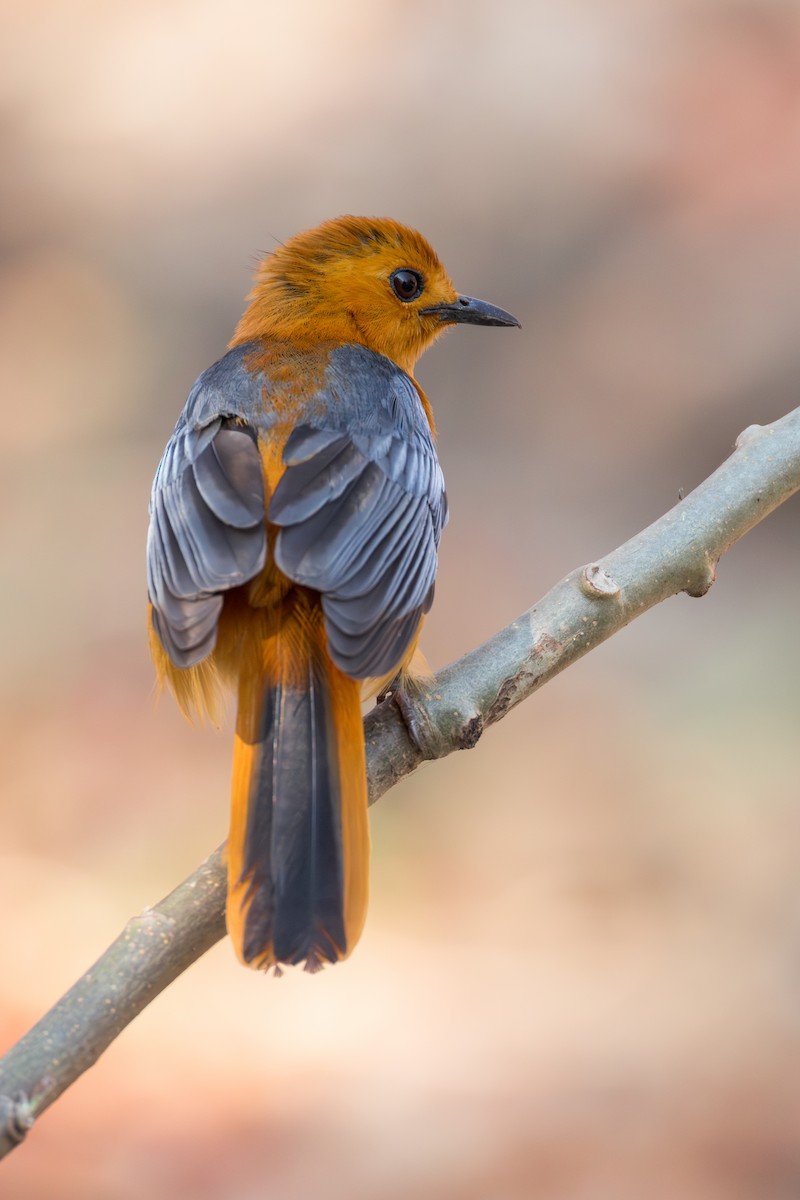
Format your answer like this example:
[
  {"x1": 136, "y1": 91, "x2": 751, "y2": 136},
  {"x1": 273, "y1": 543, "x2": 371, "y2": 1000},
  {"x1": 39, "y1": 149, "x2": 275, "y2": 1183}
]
[{"x1": 146, "y1": 215, "x2": 519, "y2": 972}]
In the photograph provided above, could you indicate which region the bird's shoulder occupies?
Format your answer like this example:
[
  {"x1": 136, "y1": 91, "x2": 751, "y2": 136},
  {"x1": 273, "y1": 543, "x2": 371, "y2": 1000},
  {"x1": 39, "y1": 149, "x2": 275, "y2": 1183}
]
[{"x1": 179, "y1": 339, "x2": 431, "y2": 443}]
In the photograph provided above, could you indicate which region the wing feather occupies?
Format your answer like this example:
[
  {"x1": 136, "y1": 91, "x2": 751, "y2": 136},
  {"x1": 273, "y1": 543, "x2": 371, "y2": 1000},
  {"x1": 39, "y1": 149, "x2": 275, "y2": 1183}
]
[
  {"x1": 271, "y1": 412, "x2": 446, "y2": 679},
  {"x1": 192, "y1": 429, "x2": 265, "y2": 528},
  {"x1": 148, "y1": 423, "x2": 266, "y2": 668},
  {"x1": 269, "y1": 438, "x2": 367, "y2": 524}
]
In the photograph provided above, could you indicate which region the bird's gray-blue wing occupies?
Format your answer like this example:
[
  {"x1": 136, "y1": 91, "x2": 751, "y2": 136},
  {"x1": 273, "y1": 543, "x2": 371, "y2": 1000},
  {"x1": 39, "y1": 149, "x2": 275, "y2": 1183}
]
[
  {"x1": 147, "y1": 416, "x2": 266, "y2": 667},
  {"x1": 269, "y1": 396, "x2": 447, "y2": 681}
]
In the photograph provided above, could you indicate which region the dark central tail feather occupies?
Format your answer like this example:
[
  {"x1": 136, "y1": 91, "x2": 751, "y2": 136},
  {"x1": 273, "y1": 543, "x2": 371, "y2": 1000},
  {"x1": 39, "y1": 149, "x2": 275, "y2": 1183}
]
[
  {"x1": 243, "y1": 671, "x2": 346, "y2": 966},
  {"x1": 226, "y1": 604, "x2": 369, "y2": 970}
]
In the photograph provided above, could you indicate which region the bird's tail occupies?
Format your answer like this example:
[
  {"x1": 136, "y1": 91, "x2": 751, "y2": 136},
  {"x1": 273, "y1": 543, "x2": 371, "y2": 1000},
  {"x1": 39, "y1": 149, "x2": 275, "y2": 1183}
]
[{"x1": 226, "y1": 597, "x2": 369, "y2": 971}]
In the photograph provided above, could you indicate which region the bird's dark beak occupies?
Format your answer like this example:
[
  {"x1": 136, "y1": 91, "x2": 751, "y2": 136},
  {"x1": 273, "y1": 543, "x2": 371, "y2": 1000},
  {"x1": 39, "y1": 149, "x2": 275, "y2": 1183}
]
[{"x1": 421, "y1": 294, "x2": 521, "y2": 328}]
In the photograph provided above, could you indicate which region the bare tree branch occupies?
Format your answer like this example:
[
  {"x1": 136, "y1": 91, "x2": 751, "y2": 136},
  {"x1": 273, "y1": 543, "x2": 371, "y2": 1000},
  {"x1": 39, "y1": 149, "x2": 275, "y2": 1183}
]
[{"x1": 2, "y1": 410, "x2": 799, "y2": 1159}]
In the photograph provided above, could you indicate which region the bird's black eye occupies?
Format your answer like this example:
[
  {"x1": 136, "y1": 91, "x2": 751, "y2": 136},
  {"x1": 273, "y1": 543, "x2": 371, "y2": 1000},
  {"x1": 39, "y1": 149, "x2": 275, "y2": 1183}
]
[{"x1": 390, "y1": 269, "x2": 424, "y2": 302}]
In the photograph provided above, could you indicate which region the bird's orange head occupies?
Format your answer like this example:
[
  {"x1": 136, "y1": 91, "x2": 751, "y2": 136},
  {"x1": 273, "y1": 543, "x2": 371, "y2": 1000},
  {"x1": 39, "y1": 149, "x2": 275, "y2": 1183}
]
[{"x1": 231, "y1": 215, "x2": 519, "y2": 376}]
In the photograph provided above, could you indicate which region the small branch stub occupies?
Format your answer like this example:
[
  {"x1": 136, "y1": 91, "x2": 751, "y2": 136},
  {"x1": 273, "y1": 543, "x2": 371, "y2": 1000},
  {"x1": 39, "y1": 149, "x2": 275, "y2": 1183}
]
[
  {"x1": 684, "y1": 556, "x2": 718, "y2": 599},
  {"x1": 579, "y1": 563, "x2": 621, "y2": 599},
  {"x1": 735, "y1": 423, "x2": 763, "y2": 449},
  {"x1": 1, "y1": 1092, "x2": 35, "y2": 1147}
]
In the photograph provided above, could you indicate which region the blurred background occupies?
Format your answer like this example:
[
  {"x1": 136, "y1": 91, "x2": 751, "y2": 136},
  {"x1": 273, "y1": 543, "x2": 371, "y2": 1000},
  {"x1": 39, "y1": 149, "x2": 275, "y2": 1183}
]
[{"x1": 2, "y1": 1, "x2": 800, "y2": 1196}]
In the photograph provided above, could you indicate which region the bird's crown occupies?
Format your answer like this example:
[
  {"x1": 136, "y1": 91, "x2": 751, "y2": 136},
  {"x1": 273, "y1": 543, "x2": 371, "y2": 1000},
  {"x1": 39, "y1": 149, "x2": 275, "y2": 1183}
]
[{"x1": 231, "y1": 215, "x2": 460, "y2": 374}]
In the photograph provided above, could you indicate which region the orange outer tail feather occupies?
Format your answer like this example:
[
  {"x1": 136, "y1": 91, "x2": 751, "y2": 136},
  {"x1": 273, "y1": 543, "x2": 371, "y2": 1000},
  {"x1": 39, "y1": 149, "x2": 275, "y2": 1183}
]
[{"x1": 226, "y1": 594, "x2": 369, "y2": 971}]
